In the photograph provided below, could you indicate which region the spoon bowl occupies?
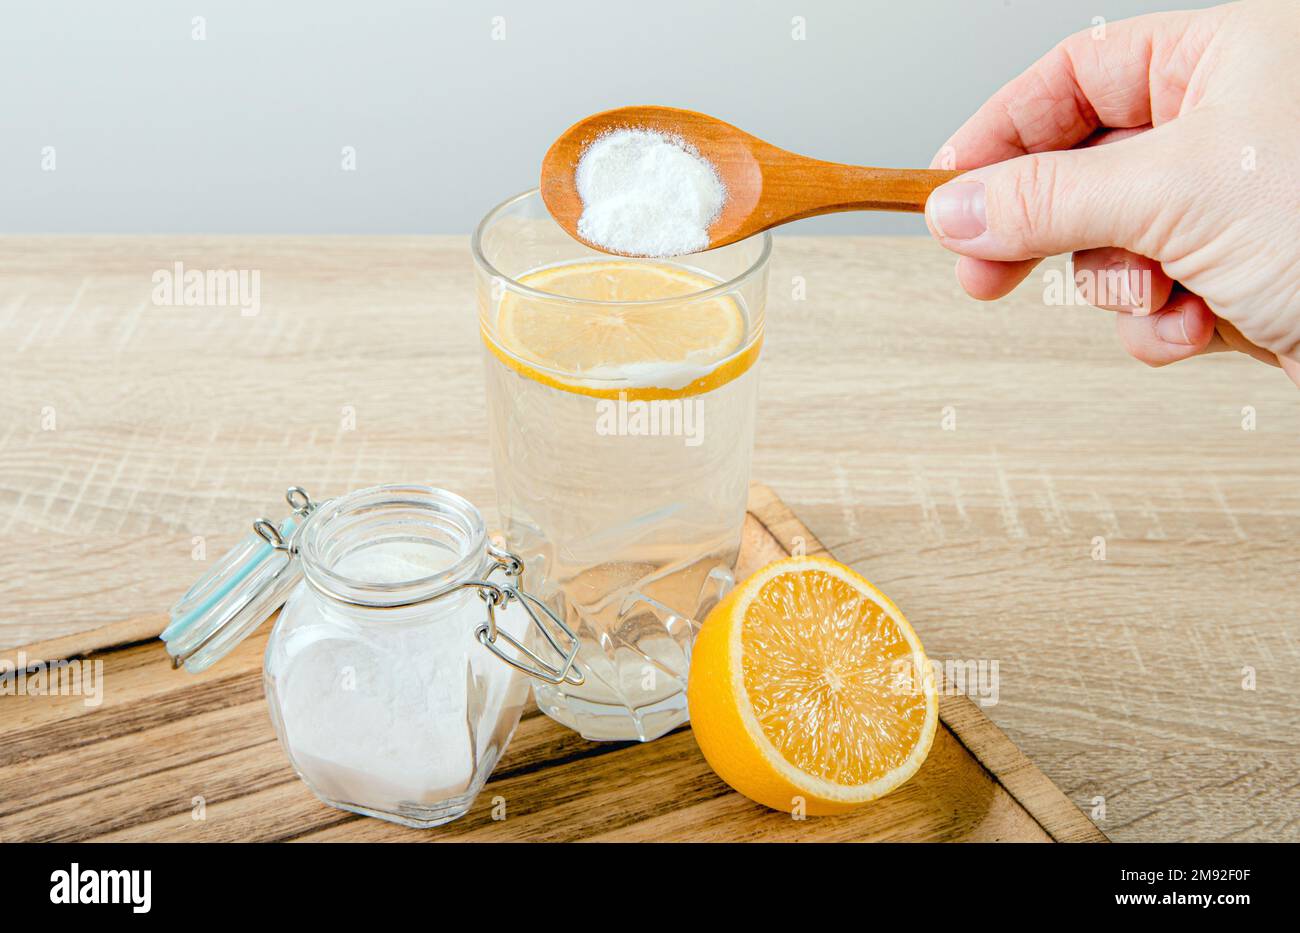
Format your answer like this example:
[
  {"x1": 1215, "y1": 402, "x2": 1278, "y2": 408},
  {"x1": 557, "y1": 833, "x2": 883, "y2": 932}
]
[{"x1": 540, "y1": 105, "x2": 962, "y2": 256}]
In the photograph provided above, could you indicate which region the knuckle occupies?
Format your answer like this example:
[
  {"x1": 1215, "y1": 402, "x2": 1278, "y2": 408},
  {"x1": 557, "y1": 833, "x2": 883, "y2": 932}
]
[{"x1": 1002, "y1": 154, "x2": 1061, "y2": 251}]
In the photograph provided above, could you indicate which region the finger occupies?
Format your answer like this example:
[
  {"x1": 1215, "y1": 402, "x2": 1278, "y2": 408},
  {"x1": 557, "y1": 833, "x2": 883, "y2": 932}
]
[
  {"x1": 1214, "y1": 318, "x2": 1284, "y2": 367},
  {"x1": 925, "y1": 128, "x2": 1186, "y2": 262},
  {"x1": 947, "y1": 124, "x2": 1156, "y2": 301},
  {"x1": 955, "y1": 257, "x2": 1042, "y2": 301},
  {"x1": 1281, "y1": 355, "x2": 1300, "y2": 388},
  {"x1": 1164, "y1": 308, "x2": 1284, "y2": 367},
  {"x1": 1070, "y1": 248, "x2": 1172, "y2": 315},
  {"x1": 1199, "y1": 330, "x2": 1235, "y2": 356},
  {"x1": 930, "y1": 8, "x2": 1228, "y2": 169},
  {"x1": 1114, "y1": 291, "x2": 1217, "y2": 367}
]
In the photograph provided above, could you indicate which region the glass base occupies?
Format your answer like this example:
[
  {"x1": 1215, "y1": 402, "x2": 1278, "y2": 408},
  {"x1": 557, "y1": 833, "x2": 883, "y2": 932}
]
[
  {"x1": 534, "y1": 686, "x2": 689, "y2": 742},
  {"x1": 313, "y1": 790, "x2": 480, "y2": 829}
]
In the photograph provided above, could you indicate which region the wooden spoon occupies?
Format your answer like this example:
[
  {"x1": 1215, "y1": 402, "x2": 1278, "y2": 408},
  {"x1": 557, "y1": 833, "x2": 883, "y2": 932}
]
[{"x1": 541, "y1": 105, "x2": 963, "y2": 255}]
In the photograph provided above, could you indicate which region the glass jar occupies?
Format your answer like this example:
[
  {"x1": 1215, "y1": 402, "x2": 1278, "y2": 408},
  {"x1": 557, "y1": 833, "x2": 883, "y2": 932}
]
[
  {"x1": 473, "y1": 189, "x2": 771, "y2": 743},
  {"x1": 162, "y1": 484, "x2": 581, "y2": 829}
]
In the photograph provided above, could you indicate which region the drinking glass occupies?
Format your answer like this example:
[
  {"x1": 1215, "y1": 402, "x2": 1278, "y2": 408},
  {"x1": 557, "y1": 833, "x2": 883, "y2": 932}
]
[{"x1": 472, "y1": 189, "x2": 770, "y2": 742}]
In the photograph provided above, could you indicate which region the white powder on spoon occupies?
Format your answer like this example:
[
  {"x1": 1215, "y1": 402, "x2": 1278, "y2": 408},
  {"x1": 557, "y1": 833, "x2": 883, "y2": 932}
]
[{"x1": 575, "y1": 128, "x2": 726, "y2": 258}]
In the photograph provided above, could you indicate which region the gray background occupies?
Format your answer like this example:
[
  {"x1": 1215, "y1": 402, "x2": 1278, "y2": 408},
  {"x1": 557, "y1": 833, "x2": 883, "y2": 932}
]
[{"x1": 2, "y1": 0, "x2": 1217, "y2": 235}]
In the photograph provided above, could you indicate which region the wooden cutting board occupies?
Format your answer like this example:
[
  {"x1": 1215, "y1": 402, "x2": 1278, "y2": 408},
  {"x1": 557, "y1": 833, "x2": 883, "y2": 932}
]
[{"x1": 0, "y1": 484, "x2": 1106, "y2": 842}]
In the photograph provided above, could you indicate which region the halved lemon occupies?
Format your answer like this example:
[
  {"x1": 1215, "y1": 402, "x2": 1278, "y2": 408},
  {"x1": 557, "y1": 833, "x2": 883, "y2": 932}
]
[
  {"x1": 688, "y1": 556, "x2": 938, "y2": 815},
  {"x1": 484, "y1": 260, "x2": 757, "y2": 400}
]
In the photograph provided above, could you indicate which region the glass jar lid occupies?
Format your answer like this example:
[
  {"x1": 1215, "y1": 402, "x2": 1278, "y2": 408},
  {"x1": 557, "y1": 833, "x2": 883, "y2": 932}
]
[{"x1": 162, "y1": 488, "x2": 315, "y2": 673}]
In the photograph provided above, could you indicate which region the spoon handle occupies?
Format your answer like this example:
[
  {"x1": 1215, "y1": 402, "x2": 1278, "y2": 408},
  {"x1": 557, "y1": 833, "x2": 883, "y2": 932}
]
[
  {"x1": 769, "y1": 162, "x2": 964, "y2": 217},
  {"x1": 839, "y1": 166, "x2": 965, "y2": 212}
]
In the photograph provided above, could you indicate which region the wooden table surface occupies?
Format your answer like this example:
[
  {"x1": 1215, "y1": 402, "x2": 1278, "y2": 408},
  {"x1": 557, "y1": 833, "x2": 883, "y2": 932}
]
[
  {"x1": 2, "y1": 235, "x2": 1297, "y2": 842},
  {"x1": 0, "y1": 486, "x2": 1105, "y2": 843}
]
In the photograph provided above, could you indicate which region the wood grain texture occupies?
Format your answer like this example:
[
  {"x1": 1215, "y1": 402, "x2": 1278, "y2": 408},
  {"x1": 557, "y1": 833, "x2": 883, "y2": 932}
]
[
  {"x1": 0, "y1": 486, "x2": 1095, "y2": 843},
  {"x1": 1, "y1": 234, "x2": 1296, "y2": 841}
]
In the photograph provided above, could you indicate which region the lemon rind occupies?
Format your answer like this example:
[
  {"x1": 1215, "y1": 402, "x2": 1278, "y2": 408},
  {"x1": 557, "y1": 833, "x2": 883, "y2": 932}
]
[{"x1": 482, "y1": 325, "x2": 761, "y2": 401}]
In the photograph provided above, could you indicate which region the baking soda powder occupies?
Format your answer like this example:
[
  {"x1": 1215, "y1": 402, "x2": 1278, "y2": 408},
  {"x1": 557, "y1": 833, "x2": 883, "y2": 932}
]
[
  {"x1": 276, "y1": 542, "x2": 527, "y2": 810},
  {"x1": 575, "y1": 128, "x2": 726, "y2": 257}
]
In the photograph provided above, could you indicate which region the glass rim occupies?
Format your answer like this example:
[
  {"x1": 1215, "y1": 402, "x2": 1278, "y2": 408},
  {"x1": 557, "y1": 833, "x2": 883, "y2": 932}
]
[
  {"x1": 298, "y1": 484, "x2": 488, "y2": 608},
  {"x1": 470, "y1": 187, "x2": 772, "y2": 307}
]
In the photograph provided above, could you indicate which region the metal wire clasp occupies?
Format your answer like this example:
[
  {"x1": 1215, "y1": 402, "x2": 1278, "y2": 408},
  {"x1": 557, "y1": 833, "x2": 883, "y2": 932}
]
[
  {"x1": 473, "y1": 544, "x2": 585, "y2": 687},
  {"x1": 252, "y1": 486, "x2": 316, "y2": 552}
]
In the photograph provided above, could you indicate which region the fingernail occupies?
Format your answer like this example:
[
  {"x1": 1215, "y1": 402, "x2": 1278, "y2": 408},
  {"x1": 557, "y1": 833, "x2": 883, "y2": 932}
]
[
  {"x1": 1108, "y1": 261, "x2": 1153, "y2": 316},
  {"x1": 928, "y1": 182, "x2": 987, "y2": 240},
  {"x1": 1155, "y1": 307, "x2": 1192, "y2": 345}
]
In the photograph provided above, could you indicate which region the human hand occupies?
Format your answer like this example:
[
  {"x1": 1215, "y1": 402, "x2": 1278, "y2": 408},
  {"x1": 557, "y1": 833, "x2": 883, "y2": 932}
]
[{"x1": 923, "y1": 0, "x2": 1300, "y2": 386}]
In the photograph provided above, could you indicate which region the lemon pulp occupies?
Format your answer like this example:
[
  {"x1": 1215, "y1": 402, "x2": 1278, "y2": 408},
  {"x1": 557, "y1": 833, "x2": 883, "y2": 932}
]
[
  {"x1": 687, "y1": 556, "x2": 938, "y2": 813},
  {"x1": 742, "y1": 568, "x2": 932, "y2": 786},
  {"x1": 486, "y1": 260, "x2": 756, "y2": 399}
]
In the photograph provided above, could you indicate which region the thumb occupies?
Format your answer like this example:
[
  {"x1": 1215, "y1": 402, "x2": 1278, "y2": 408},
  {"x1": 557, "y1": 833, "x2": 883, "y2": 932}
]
[{"x1": 925, "y1": 134, "x2": 1180, "y2": 262}]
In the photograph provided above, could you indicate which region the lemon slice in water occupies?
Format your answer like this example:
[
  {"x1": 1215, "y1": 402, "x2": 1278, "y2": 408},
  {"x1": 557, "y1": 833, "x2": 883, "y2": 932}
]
[{"x1": 485, "y1": 260, "x2": 756, "y2": 400}]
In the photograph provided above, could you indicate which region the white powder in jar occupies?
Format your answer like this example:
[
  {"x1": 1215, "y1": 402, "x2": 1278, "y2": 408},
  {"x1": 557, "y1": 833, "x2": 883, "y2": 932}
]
[
  {"x1": 277, "y1": 541, "x2": 529, "y2": 811},
  {"x1": 575, "y1": 128, "x2": 726, "y2": 258}
]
